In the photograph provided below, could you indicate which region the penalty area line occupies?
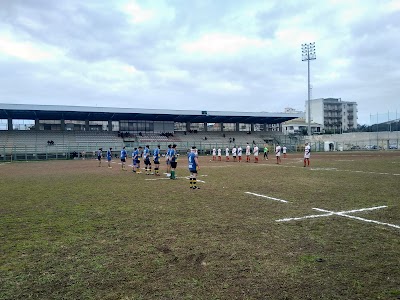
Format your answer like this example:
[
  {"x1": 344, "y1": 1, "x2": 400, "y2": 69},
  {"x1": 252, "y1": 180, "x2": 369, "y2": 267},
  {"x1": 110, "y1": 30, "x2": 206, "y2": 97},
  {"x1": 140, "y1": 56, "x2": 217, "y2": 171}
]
[{"x1": 245, "y1": 192, "x2": 289, "y2": 203}]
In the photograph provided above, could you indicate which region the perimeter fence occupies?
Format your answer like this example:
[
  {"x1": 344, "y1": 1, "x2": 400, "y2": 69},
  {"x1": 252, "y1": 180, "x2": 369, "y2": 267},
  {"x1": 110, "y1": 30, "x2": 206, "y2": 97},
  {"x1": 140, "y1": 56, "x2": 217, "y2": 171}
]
[{"x1": 1, "y1": 134, "x2": 398, "y2": 163}]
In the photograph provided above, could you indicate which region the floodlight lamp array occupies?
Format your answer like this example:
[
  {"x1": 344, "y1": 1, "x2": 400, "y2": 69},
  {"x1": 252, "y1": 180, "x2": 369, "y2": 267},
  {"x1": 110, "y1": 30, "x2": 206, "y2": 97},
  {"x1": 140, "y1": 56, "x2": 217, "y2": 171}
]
[{"x1": 301, "y1": 42, "x2": 316, "y2": 61}]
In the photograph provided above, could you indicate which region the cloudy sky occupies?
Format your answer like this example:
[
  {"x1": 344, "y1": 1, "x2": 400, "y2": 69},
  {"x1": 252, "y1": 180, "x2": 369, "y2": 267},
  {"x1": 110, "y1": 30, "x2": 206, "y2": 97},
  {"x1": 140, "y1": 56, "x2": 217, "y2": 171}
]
[{"x1": 0, "y1": 0, "x2": 399, "y2": 124}]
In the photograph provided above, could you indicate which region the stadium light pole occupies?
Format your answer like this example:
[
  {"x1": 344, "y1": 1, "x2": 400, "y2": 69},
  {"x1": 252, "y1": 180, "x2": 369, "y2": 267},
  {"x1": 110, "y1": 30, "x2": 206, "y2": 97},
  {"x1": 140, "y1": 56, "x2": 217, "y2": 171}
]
[{"x1": 302, "y1": 42, "x2": 316, "y2": 136}]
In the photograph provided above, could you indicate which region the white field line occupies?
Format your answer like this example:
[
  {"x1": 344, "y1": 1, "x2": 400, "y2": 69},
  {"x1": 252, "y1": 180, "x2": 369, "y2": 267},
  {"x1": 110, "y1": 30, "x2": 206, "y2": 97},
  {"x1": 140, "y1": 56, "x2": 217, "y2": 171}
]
[
  {"x1": 310, "y1": 168, "x2": 398, "y2": 176},
  {"x1": 312, "y1": 206, "x2": 387, "y2": 214},
  {"x1": 276, "y1": 206, "x2": 399, "y2": 230},
  {"x1": 276, "y1": 212, "x2": 334, "y2": 222},
  {"x1": 313, "y1": 207, "x2": 400, "y2": 230},
  {"x1": 337, "y1": 214, "x2": 400, "y2": 229},
  {"x1": 283, "y1": 160, "x2": 304, "y2": 165},
  {"x1": 145, "y1": 176, "x2": 205, "y2": 183},
  {"x1": 245, "y1": 192, "x2": 289, "y2": 203},
  {"x1": 207, "y1": 165, "x2": 233, "y2": 168},
  {"x1": 255, "y1": 163, "x2": 400, "y2": 176},
  {"x1": 277, "y1": 206, "x2": 387, "y2": 222}
]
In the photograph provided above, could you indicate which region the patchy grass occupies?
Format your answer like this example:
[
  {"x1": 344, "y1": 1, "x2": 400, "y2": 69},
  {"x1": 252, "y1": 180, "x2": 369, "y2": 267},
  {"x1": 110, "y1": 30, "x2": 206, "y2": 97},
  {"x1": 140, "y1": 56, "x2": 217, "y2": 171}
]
[{"x1": 1, "y1": 151, "x2": 400, "y2": 299}]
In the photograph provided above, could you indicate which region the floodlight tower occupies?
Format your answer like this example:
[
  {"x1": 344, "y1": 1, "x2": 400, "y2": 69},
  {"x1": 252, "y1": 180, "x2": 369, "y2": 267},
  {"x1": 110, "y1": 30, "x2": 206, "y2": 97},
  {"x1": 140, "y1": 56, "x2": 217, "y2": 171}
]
[{"x1": 301, "y1": 42, "x2": 316, "y2": 136}]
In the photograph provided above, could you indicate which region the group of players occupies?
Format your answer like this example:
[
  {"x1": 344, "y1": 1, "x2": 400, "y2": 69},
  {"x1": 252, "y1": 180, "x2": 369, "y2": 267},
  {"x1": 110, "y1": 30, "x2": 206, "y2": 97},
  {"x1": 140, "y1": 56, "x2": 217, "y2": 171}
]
[
  {"x1": 95, "y1": 141, "x2": 311, "y2": 190},
  {"x1": 211, "y1": 142, "x2": 311, "y2": 167},
  {"x1": 96, "y1": 144, "x2": 201, "y2": 189}
]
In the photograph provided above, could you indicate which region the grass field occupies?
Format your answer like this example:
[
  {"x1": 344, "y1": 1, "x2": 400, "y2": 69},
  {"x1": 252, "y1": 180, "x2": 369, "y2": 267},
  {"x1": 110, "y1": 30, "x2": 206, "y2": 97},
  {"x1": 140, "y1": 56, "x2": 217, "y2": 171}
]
[{"x1": 1, "y1": 151, "x2": 400, "y2": 300}]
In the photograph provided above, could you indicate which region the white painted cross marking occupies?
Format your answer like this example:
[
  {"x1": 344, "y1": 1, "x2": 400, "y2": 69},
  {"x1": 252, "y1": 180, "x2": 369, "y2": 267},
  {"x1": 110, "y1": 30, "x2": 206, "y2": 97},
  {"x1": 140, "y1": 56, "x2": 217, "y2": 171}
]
[
  {"x1": 245, "y1": 192, "x2": 289, "y2": 203},
  {"x1": 276, "y1": 206, "x2": 400, "y2": 230}
]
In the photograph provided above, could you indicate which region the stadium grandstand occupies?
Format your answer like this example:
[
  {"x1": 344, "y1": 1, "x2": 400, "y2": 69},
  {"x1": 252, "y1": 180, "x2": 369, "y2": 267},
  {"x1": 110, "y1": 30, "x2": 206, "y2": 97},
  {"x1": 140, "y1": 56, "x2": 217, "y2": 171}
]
[{"x1": 0, "y1": 103, "x2": 302, "y2": 161}]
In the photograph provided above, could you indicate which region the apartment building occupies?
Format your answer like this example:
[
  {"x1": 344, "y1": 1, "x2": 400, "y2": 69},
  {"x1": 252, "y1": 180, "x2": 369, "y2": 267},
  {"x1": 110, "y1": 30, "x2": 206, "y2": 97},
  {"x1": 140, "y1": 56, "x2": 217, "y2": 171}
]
[{"x1": 305, "y1": 98, "x2": 357, "y2": 133}]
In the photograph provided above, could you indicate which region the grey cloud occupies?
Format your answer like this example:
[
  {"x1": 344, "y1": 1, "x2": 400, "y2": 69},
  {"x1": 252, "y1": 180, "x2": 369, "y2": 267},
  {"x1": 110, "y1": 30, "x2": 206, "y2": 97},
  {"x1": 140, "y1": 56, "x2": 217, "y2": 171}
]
[{"x1": 0, "y1": 0, "x2": 398, "y2": 121}]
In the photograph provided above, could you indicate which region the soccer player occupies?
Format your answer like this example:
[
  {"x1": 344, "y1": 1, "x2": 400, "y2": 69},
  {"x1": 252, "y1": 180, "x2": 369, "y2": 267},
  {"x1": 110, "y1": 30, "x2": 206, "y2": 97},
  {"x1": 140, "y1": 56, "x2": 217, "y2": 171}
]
[
  {"x1": 232, "y1": 146, "x2": 237, "y2": 162},
  {"x1": 170, "y1": 144, "x2": 177, "y2": 179},
  {"x1": 153, "y1": 145, "x2": 161, "y2": 176},
  {"x1": 136, "y1": 146, "x2": 143, "y2": 173},
  {"x1": 263, "y1": 145, "x2": 269, "y2": 160},
  {"x1": 217, "y1": 148, "x2": 222, "y2": 161},
  {"x1": 120, "y1": 146, "x2": 127, "y2": 170},
  {"x1": 225, "y1": 146, "x2": 230, "y2": 161},
  {"x1": 188, "y1": 146, "x2": 200, "y2": 189},
  {"x1": 282, "y1": 145, "x2": 287, "y2": 158},
  {"x1": 275, "y1": 143, "x2": 281, "y2": 164},
  {"x1": 97, "y1": 148, "x2": 102, "y2": 167},
  {"x1": 246, "y1": 143, "x2": 251, "y2": 162},
  {"x1": 132, "y1": 147, "x2": 138, "y2": 172},
  {"x1": 237, "y1": 146, "x2": 243, "y2": 162},
  {"x1": 166, "y1": 144, "x2": 172, "y2": 176},
  {"x1": 253, "y1": 145, "x2": 259, "y2": 163},
  {"x1": 143, "y1": 145, "x2": 152, "y2": 175},
  {"x1": 304, "y1": 142, "x2": 311, "y2": 167},
  {"x1": 212, "y1": 148, "x2": 216, "y2": 161},
  {"x1": 107, "y1": 147, "x2": 112, "y2": 168}
]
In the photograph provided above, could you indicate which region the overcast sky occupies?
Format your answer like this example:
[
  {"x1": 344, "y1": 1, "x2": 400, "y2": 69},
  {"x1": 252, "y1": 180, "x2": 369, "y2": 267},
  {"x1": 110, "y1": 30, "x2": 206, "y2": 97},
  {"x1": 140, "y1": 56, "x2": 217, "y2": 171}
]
[{"x1": 1, "y1": 0, "x2": 399, "y2": 124}]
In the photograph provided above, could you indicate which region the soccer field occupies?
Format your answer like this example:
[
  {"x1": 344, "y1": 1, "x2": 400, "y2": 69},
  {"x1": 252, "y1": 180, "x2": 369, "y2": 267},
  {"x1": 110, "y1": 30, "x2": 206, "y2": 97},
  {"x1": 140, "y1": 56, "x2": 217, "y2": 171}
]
[{"x1": 1, "y1": 151, "x2": 400, "y2": 299}]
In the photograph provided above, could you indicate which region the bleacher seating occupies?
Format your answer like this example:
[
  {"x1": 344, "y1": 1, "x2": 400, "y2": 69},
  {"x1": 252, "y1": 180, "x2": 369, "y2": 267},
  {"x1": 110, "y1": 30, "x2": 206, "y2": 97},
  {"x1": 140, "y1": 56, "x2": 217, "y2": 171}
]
[
  {"x1": 137, "y1": 134, "x2": 181, "y2": 143},
  {"x1": 174, "y1": 131, "x2": 274, "y2": 147},
  {"x1": 0, "y1": 130, "x2": 124, "y2": 153},
  {"x1": 0, "y1": 130, "x2": 288, "y2": 157}
]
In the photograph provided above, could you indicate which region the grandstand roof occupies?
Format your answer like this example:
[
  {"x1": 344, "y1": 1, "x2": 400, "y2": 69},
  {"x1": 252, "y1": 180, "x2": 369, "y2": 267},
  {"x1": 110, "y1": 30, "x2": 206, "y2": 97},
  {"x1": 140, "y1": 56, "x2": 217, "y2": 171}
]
[{"x1": 0, "y1": 103, "x2": 302, "y2": 124}]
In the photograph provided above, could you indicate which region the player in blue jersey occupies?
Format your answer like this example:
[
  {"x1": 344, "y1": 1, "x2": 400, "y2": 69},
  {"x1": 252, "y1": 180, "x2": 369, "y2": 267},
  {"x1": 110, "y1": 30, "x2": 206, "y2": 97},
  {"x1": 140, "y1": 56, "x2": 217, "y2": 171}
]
[
  {"x1": 97, "y1": 148, "x2": 103, "y2": 167},
  {"x1": 170, "y1": 144, "x2": 177, "y2": 179},
  {"x1": 120, "y1": 146, "x2": 127, "y2": 171},
  {"x1": 165, "y1": 144, "x2": 172, "y2": 177},
  {"x1": 188, "y1": 146, "x2": 200, "y2": 189},
  {"x1": 143, "y1": 145, "x2": 152, "y2": 175},
  {"x1": 153, "y1": 145, "x2": 161, "y2": 176},
  {"x1": 107, "y1": 147, "x2": 112, "y2": 168},
  {"x1": 131, "y1": 147, "x2": 138, "y2": 172},
  {"x1": 136, "y1": 146, "x2": 143, "y2": 174}
]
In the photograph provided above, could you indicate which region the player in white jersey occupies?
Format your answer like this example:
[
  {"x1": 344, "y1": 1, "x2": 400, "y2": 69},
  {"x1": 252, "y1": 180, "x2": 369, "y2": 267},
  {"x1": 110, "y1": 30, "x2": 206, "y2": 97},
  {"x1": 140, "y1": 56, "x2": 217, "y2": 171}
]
[
  {"x1": 217, "y1": 148, "x2": 222, "y2": 161},
  {"x1": 282, "y1": 146, "x2": 287, "y2": 158},
  {"x1": 237, "y1": 146, "x2": 243, "y2": 162},
  {"x1": 304, "y1": 142, "x2": 311, "y2": 167},
  {"x1": 275, "y1": 143, "x2": 281, "y2": 164},
  {"x1": 253, "y1": 145, "x2": 259, "y2": 163},
  {"x1": 232, "y1": 146, "x2": 237, "y2": 162},
  {"x1": 225, "y1": 147, "x2": 230, "y2": 161},
  {"x1": 245, "y1": 143, "x2": 251, "y2": 162},
  {"x1": 212, "y1": 148, "x2": 216, "y2": 161}
]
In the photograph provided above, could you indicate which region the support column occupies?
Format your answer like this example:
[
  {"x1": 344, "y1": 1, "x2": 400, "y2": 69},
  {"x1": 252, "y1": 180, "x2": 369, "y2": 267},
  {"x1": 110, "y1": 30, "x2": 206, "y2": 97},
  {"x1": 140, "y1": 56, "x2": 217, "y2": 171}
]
[
  {"x1": 204, "y1": 122, "x2": 208, "y2": 132},
  {"x1": 7, "y1": 118, "x2": 12, "y2": 131},
  {"x1": 264, "y1": 123, "x2": 268, "y2": 132},
  {"x1": 251, "y1": 124, "x2": 254, "y2": 132},
  {"x1": 85, "y1": 120, "x2": 89, "y2": 131},
  {"x1": 236, "y1": 123, "x2": 240, "y2": 131},
  {"x1": 35, "y1": 119, "x2": 40, "y2": 131},
  {"x1": 108, "y1": 120, "x2": 112, "y2": 132},
  {"x1": 61, "y1": 119, "x2": 65, "y2": 131},
  {"x1": 186, "y1": 122, "x2": 191, "y2": 131},
  {"x1": 221, "y1": 123, "x2": 224, "y2": 132}
]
